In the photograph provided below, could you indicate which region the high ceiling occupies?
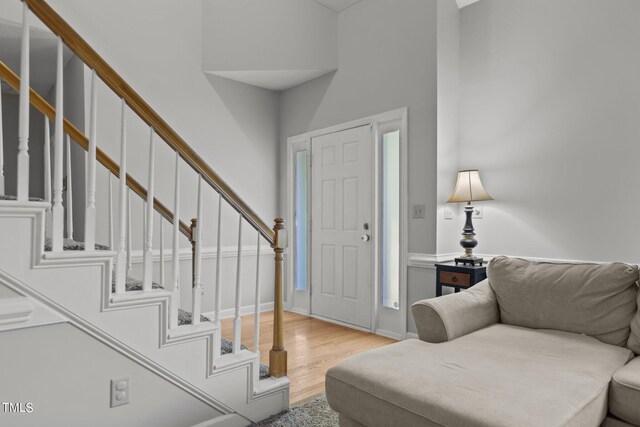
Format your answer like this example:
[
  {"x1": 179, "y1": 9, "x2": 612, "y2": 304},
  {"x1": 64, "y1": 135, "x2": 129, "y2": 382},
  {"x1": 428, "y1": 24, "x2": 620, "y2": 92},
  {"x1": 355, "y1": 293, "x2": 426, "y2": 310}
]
[
  {"x1": 313, "y1": 0, "x2": 482, "y2": 12},
  {"x1": 313, "y1": 0, "x2": 363, "y2": 13},
  {"x1": 456, "y1": 0, "x2": 482, "y2": 8}
]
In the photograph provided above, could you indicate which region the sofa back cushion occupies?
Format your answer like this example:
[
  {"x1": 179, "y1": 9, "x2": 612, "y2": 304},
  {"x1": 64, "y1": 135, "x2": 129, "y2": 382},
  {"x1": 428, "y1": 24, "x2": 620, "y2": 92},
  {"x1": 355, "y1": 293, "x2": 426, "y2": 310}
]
[
  {"x1": 629, "y1": 291, "x2": 640, "y2": 354},
  {"x1": 487, "y1": 256, "x2": 638, "y2": 347}
]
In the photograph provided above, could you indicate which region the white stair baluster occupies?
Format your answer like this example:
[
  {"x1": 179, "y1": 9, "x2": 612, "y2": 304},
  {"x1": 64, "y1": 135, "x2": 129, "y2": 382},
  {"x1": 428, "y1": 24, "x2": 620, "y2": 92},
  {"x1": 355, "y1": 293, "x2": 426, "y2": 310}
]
[
  {"x1": 51, "y1": 37, "x2": 64, "y2": 251},
  {"x1": 192, "y1": 176, "x2": 203, "y2": 326},
  {"x1": 115, "y1": 99, "x2": 127, "y2": 294},
  {"x1": 142, "y1": 200, "x2": 146, "y2": 265},
  {"x1": 213, "y1": 193, "x2": 223, "y2": 358},
  {"x1": 170, "y1": 152, "x2": 180, "y2": 329},
  {"x1": 17, "y1": 2, "x2": 30, "y2": 201},
  {"x1": 44, "y1": 117, "x2": 51, "y2": 205},
  {"x1": 143, "y1": 128, "x2": 155, "y2": 291},
  {"x1": 126, "y1": 188, "x2": 132, "y2": 274},
  {"x1": 65, "y1": 135, "x2": 73, "y2": 239},
  {"x1": 253, "y1": 232, "x2": 261, "y2": 380},
  {"x1": 84, "y1": 70, "x2": 98, "y2": 251},
  {"x1": 44, "y1": 117, "x2": 52, "y2": 238},
  {"x1": 0, "y1": 77, "x2": 4, "y2": 195},
  {"x1": 159, "y1": 213, "x2": 165, "y2": 286},
  {"x1": 107, "y1": 171, "x2": 113, "y2": 250},
  {"x1": 233, "y1": 214, "x2": 243, "y2": 354}
]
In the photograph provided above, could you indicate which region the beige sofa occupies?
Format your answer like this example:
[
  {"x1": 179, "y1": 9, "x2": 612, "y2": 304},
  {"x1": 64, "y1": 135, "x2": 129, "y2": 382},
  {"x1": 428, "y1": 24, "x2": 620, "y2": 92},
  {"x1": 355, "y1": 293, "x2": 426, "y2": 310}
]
[{"x1": 326, "y1": 257, "x2": 640, "y2": 427}]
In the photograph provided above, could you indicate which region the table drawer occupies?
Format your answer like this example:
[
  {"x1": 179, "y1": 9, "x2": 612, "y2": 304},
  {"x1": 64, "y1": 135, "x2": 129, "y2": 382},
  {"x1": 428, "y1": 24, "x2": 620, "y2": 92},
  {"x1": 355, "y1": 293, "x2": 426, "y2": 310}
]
[{"x1": 439, "y1": 271, "x2": 470, "y2": 287}]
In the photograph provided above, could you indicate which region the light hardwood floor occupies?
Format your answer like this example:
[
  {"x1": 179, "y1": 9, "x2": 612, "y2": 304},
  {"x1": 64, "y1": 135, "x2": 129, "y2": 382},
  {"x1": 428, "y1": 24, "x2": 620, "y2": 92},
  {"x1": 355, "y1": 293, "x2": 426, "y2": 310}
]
[{"x1": 221, "y1": 311, "x2": 396, "y2": 405}]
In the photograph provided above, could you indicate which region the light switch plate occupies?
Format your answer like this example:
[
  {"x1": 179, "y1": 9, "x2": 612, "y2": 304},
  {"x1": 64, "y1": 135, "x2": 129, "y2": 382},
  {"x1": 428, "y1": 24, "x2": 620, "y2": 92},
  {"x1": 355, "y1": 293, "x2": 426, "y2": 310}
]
[
  {"x1": 412, "y1": 204, "x2": 426, "y2": 219},
  {"x1": 472, "y1": 203, "x2": 484, "y2": 219},
  {"x1": 444, "y1": 205, "x2": 454, "y2": 220},
  {"x1": 111, "y1": 377, "x2": 130, "y2": 408}
]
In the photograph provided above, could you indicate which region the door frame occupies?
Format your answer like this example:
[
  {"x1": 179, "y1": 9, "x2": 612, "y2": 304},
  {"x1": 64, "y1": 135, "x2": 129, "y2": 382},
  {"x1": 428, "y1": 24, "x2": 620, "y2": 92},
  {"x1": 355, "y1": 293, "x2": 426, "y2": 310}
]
[{"x1": 286, "y1": 107, "x2": 409, "y2": 339}]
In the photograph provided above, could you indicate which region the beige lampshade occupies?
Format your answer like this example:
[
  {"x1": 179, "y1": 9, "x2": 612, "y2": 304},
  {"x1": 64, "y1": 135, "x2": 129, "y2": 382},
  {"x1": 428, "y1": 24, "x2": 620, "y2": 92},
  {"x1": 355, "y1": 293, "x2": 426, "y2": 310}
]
[{"x1": 446, "y1": 170, "x2": 493, "y2": 203}]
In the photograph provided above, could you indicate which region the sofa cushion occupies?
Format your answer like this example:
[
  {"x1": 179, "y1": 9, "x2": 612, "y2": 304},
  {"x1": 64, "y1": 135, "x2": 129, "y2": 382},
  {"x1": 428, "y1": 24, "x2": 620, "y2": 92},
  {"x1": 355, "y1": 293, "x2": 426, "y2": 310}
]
[
  {"x1": 628, "y1": 290, "x2": 640, "y2": 354},
  {"x1": 326, "y1": 324, "x2": 633, "y2": 427},
  {"x1": 602, "y1": 415, "x2": 637, "y2": 427},
  {"x1": 487, "y1": 257, "x2": 638, "y2": 347},
  {"x1": 609, "y1": 357, "x2": 640, "y2": 425}
]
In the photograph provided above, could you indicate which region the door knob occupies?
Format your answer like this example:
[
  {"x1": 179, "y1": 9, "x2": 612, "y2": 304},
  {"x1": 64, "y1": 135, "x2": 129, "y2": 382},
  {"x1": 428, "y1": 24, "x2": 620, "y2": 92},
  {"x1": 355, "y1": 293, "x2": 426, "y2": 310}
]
[{"x1": 361, "y1": 234, "x2": 370, "y2": 242}]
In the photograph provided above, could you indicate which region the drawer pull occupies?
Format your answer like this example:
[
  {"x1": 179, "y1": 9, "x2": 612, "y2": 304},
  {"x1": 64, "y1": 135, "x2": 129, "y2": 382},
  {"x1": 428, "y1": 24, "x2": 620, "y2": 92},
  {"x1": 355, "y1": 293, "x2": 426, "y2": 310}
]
[{"x1": 439, "y1": 272, "x2": 471, "y2": 287}]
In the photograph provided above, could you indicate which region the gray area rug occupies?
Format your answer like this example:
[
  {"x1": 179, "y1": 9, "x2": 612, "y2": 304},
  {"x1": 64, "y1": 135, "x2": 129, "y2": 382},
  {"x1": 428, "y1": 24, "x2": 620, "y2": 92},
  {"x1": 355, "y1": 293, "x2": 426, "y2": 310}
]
[{"x1": 254, "y1": 396, "x2": 338, "y2": 426}]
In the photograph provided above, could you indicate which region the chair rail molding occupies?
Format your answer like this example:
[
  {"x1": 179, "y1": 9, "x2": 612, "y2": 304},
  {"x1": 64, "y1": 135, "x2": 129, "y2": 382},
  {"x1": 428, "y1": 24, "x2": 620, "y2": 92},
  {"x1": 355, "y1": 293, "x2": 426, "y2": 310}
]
[
  {"x1": 407, "y1": 253, "x2": 458, "y2": 269},
  {"x1": 128, "y1": 245, "x2": 273, "y2": 264},
  {"x1": 407, "y1": 253, "x2": 638, "y2": 268}
]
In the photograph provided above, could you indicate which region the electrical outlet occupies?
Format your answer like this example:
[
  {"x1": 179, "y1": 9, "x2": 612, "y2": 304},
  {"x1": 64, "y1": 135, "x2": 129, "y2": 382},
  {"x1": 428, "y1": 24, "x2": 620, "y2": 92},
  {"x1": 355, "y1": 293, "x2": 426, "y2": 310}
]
[
  {"x1": 412, "y1": 204, "x2": 426, "y2": 219},
  {"x1": 444, "y1": 205, "x2": 454, "y2": 220},
  {"x1": 472, "y1": 203, "x2": 484, "y2": 219},
  {"x1": 111, "y1": 378, "x2": 130, "y2": 408}
]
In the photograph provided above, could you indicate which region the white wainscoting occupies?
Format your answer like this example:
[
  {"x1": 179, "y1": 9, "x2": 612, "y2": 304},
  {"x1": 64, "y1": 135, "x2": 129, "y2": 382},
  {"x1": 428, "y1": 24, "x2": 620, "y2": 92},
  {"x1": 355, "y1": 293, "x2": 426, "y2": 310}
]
[{"x1": 128, "y1": 245, "x2": 273, "y2": 264}]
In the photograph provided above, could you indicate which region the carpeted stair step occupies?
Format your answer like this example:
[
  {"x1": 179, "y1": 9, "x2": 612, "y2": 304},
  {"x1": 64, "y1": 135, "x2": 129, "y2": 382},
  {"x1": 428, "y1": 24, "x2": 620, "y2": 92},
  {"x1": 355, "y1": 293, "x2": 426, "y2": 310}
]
[
  {"x1": 8, "y1": 199, "x2": 271, "y2": 379},
  {"x1": 111, "y1": 276, "x2": 270, "y2": 379},
  {"x1": 44, "y1": 237, "x2": 111, "y2": 251},
  {"x1": 0, "y1": 195, "x2": 46, "y2": 201}
]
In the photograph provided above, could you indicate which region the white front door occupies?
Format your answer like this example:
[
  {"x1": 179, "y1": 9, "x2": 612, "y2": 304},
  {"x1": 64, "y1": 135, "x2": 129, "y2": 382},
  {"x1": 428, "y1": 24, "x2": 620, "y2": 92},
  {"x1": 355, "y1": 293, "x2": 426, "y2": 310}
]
[{"x1": 311, "y1": 125, "x2": 373, "y2": 329}]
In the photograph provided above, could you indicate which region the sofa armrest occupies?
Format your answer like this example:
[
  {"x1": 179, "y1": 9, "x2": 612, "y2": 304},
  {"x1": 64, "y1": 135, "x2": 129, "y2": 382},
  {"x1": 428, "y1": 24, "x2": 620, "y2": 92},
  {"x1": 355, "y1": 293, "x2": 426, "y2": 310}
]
[
  {"x1": 410, "y1": 279, "x2": 499, "y2": 343},
  {"x1": 610, "y1": 356, "x2": 640, "y2": 425}
]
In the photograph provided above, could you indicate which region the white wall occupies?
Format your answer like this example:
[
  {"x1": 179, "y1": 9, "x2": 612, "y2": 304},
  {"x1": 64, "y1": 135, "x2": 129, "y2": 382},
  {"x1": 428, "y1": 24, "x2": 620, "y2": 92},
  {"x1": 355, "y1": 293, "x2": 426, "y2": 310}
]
[
  {"x1": 281, "y1": 0, "x2": 439, "y2": 252},
  {"x1": 32, "y1": 0, "x2": 280, "y2": 310},
  {"x1": 43, "y1": 0, "x2": 279, "y2": 247},
  {"x1": 279, "y1": 0, "x2": 439, "y2": 332},
  {"x1": 203, "y1": 0, "x2": 337, "y2": 73},
  {"x1": 436, "y1": 0, "x2": 462, "y2": 256},
  {"x1": 457, "y1": 0, "x2": 640, "y2": 263},
  {"x1": 0, "y1": 322, "x2": 221, "y2": 426}
]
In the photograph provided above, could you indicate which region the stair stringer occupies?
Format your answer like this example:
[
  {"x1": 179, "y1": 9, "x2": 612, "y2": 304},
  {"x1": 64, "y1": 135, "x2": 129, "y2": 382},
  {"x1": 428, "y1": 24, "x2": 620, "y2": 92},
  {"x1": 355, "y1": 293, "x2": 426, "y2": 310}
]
[{"x1": 0, "y1": 203, "x2": 289, "y2": 422}]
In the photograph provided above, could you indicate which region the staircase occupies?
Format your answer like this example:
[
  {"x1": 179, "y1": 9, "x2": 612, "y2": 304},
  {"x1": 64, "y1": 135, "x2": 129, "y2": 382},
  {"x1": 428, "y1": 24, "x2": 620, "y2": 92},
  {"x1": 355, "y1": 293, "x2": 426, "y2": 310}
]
[{"x1": 0, "y1": 0, "x2": 288, "y2": 424}]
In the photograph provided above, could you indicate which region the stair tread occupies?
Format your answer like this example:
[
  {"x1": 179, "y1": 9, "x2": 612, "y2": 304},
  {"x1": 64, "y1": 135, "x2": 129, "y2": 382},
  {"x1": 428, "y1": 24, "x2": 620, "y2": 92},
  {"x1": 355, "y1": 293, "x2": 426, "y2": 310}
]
[
  {"x1": 111, "y1": 276, "x2": 269, "y2": 379},
  {"x1": 45, "y1": 238, "x2": 269, "y2": 379},
  {"x1": 44, "y1": 237, "x2": 111, "y2": 252},
  {"x1": 0, "y1": 195, "x2": 45, "y2": 201}
]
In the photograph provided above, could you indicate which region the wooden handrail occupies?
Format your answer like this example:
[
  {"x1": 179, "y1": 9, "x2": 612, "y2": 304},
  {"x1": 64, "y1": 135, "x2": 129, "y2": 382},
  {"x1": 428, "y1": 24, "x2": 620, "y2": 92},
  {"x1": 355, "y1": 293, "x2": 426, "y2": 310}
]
[
  {"x1": 24, "y1": 0, "x2": 275, "y2": 245},
  {"x1": 0, "y1": 60, "x2": 191, "y2": 238}
]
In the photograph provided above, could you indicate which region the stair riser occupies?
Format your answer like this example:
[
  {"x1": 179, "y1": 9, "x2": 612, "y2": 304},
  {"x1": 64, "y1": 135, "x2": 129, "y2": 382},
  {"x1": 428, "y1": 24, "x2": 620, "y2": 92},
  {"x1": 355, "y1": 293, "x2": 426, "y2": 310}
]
[{"x1": 0, "y1": 205, "x2": 288, "y2": 422}]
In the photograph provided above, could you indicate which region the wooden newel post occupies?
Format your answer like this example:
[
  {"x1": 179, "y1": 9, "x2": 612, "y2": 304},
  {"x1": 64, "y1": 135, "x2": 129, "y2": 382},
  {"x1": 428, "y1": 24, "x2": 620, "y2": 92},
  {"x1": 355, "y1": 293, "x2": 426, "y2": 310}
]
[{"x1": 269, "y1": 217, "x2": 287, "y2": 377}]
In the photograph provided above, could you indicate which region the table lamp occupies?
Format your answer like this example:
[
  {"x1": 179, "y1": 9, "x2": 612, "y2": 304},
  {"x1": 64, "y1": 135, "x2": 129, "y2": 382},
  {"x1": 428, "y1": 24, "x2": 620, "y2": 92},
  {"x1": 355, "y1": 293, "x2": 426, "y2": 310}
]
[{"x1": 446, "y1": 170, "x2": 493, "y2": 266}]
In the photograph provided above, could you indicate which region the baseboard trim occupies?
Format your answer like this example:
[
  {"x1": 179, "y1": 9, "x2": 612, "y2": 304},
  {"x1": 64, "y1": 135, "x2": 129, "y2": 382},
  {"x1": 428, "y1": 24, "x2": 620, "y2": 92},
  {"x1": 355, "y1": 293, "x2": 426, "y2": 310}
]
[
  {"x1": 405, "y1": 332, "x2": 419, "y2": 340},
  {"x1": 190, "y1": 413, "x2": 248, "y2": 427},
  {"x1": 374, "y1": 328, "x2": 404, "y2": 341},
  {"x1": 202, "y1": 302, "x2": 274, "y2": 321},
  {"x1": 287, "y1": 307, "x2": 310, "y2": 317}
]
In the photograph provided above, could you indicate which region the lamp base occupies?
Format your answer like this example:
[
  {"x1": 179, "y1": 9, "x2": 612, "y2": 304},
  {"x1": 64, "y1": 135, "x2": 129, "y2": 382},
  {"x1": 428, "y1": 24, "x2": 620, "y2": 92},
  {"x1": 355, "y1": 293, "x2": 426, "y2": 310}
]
[{"x1": 455, "y1": 256, "x2": 484, "y2": 266}]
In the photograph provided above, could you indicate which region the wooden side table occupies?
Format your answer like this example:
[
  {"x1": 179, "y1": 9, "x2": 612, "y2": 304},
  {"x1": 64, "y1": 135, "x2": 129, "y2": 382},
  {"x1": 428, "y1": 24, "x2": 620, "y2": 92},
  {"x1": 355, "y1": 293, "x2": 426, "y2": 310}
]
[{"x1": 435, "y1": 263, "x2": 487, "y2": 297}]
